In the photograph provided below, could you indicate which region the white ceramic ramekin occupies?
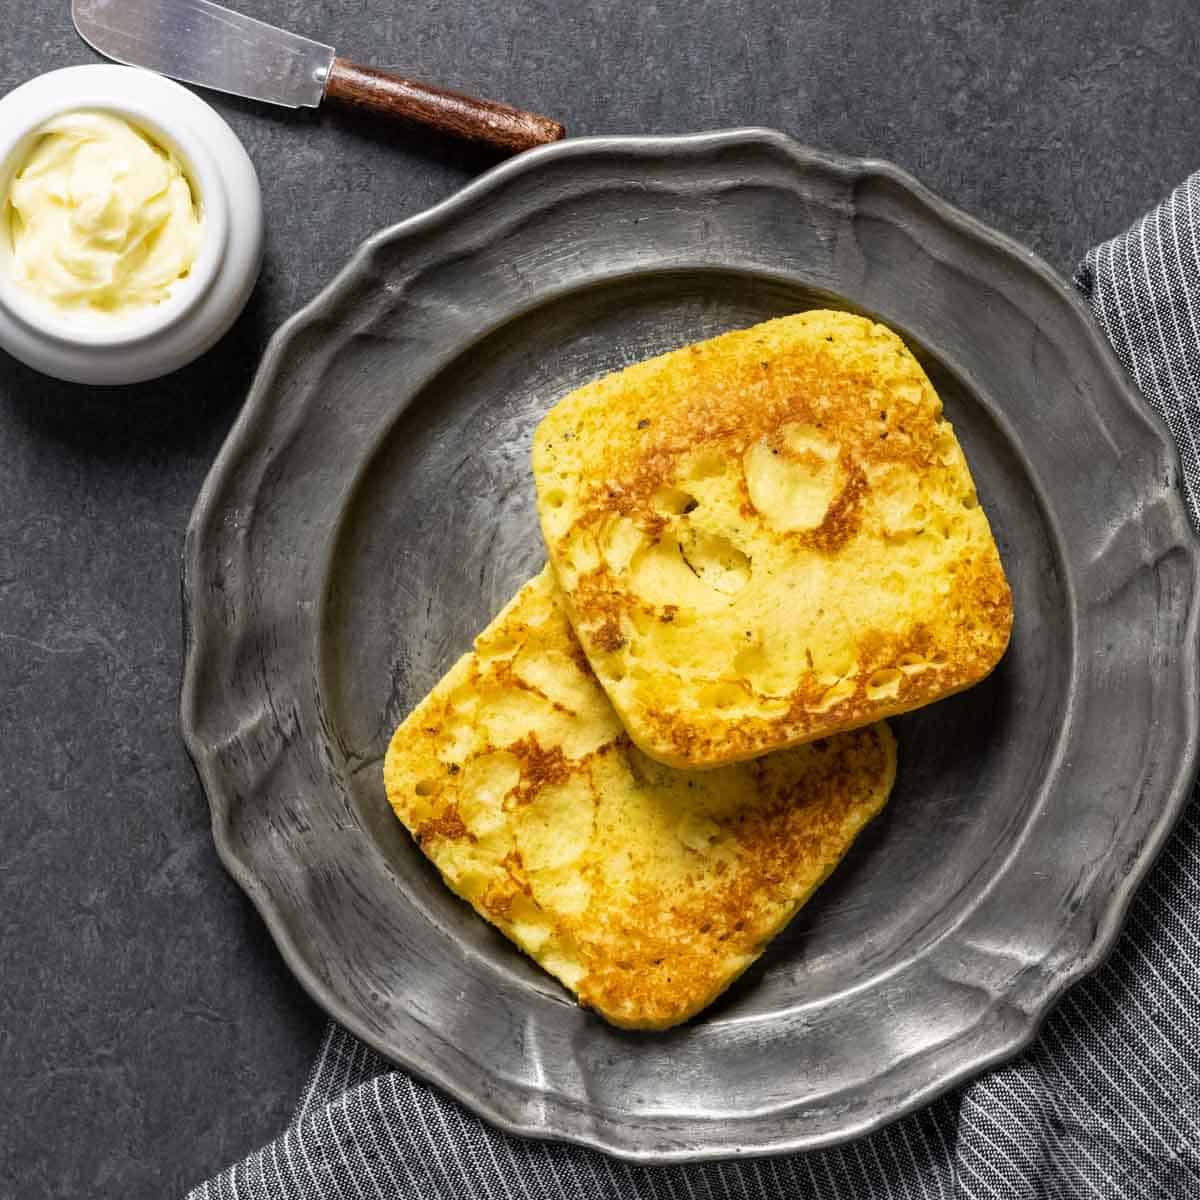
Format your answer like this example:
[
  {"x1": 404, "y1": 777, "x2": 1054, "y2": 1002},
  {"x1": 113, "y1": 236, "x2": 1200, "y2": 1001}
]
[{"x1": 0, "y1": 65, "x2": 263, "y2": 385}]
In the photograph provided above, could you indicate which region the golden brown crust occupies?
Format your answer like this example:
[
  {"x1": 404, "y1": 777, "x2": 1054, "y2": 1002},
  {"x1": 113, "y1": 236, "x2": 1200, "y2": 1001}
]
[
  {"x1": 533, "y1": 310, "x2": 1013, "y2": 768},
  {"x1": 384, "y1": 569, "x2": 896, "y2": 1030}
]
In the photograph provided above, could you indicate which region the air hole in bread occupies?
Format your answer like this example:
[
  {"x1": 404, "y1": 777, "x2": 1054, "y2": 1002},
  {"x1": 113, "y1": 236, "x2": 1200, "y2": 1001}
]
[
  {"x1": 865, "y1": 668, "x2": 903, "y2": 701},
  {"x1": 601, "y1": 515, "x2": 645, "y2": 571},
  {"x1": 743, "y1": 424, "x2": 842, "y2": 532},
  {"x1": 679, "y1": 532, "x2": 751, "y2": 596},
  {"x1": 562, "y1": 529, "x2": 600, "y2": 574},
  {"x1": 651, "y1": 486, "x2": 699, "y2": 516},
  {"x1": 629, "y1": 532, "x2": 749, "y2": 609},
  {"x1": 814, "y1": 678, "x2": 856, "y2": 712}
]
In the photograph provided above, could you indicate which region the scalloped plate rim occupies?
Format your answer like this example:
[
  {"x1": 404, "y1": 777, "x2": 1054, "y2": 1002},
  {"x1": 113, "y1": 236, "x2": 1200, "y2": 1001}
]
[{"x1": 179, "y1": 127, "x2": 1200, "y2": 1162}]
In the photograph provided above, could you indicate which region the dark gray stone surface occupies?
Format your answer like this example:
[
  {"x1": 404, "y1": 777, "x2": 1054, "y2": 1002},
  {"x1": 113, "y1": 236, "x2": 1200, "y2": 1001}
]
[{"x1": 1, "y1": 1, "x2": 1198, "y2": 1196}]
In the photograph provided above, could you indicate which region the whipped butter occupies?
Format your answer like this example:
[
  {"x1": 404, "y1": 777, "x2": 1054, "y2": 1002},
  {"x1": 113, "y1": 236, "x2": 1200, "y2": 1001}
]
[{"x1": 6, "y1": 111, "x2": 202, "y2": 317}]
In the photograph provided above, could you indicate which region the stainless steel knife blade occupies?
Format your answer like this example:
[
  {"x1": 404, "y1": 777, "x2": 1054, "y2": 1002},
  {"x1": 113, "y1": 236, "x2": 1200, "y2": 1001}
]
[
  {"x1": 72, "y1": 0, "x2": 335, "y2": 109},
  {"x1": 72, "y1": 0, "x2": 567, "y2": 155}
]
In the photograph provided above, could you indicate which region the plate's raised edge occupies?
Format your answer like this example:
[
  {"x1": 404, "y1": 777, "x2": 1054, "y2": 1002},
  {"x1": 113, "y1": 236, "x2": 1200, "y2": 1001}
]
[{"x1": 179, "y1": 127, "x2": 1200, "y2": 1162}]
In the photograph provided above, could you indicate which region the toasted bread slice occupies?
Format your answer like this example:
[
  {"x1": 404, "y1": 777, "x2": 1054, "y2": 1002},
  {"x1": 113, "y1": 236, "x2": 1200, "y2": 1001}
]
[
  {"x1": 384, "y1": 567, "x2": 896, "y2": 1030},
  {"x1": 532, "y1": 310, "x2": 1012, "y2": 769}
]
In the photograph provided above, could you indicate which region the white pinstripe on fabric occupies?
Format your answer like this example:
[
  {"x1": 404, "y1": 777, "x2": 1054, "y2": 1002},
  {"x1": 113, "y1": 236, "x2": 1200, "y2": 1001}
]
[
  {"x1": 1104, "y1": 237, "x2": 1147, "y2": 390},
  {"x1": 325, "y1": 1096, "x2": 367, "y2": 1200},
  {"x1": 294, "y1": 1104, "x2": 329, "y2": 1199},
  {"x1": 377, "y1": 1074, "x2": 416, "y2": 1190},
  {"x1": 850, "y1": 1137, "x2": 878, "y2": 1197},
  {"x1": 565, "y1": 1141, "x2": 608, "y2": 1200},
  {"x1": 615, "y1": 1158, "x2": 646, "y2": 1200},
  {"x1": 648, "y1": 1162, "x2": 680, "y2": 1200},
  {"x1": 953, "y1": 1149, "x2": 1004, "y2": 1200},
  {"x1": 815, "y1": 1146, "x2": 844, "y2": 1195},
  {"x1": 1141, "y1": 215, "x2": 1200, "y2": 474},
  {"x1": 958, "y1": 1093, "x2": 1036, "y2": 1179},
  {"x1": 463, "y1": 1089, "x2": 525, "y2": 1200},
  {"x1": 274, "y1": 1115, "x2": 300, "y2": 1199},
  {"x1": 1037, "y1": 1014, "x2": 1156, "y2": 1164},
  {"x1": 1176, "y1": 181, "x2": 1200, "y2": 518},
  {"x1": 867, "y1": 1127, "x2": 900, "y2": 1200},
  {"x1": 1075, "y1": 967, "x2": 1200, "y2": 1148},
  {"x1": 342, "y1": 1082, "x2": 389, "y2": 1200},
  {"x1": 267, "y1": 1134, "x2": 290, "y2": 1200},
  {"x1": 699, "y1": 1161, "x2": 725, "y2": 1200},
  {"x1": 1155, "y1": 196, "x2": 1200, "y2": 472},
  {"x1": 1080, "y1": 974, "x2": 1200, "y2": 1161},
  {"x1": 1161, "y1": 189, "x2": 1200, "y2": 514},
  {"x1": 247, "y1": 1132, "x2": 272, "y2": 1200},
  {"x1": 895, "y1": 1118, "x2": 932, "y2": 1200},
  {"x1": 1062, "y1": 993, "x2": 1180, "y2": 1159},
  {"x1": 592, "y1": 1149, "x2": 628, "y2": 1200},
  {"x1": 1099, "y1": 241, "x2": 1142, "y2": 391},
  {"x1": 925, "y1": 1106, "x2": 955, "y2": 1195},
  {"x1": 761, "y1": 1149, "x2": 790, "y2": 1199},
  {"x1": 1115, "y1": 910, "x2": 1200, "y2": 1016},
  {"x1": 349, "y1": 1046, "x2": 394, "y2": 1200},
  {"x1": 713, "y1": 1161, "x2": 740, "y2": 1199},
  {"x1": 458, "y1": 1089, "x2": 516, "y2": 1200},
  {"x1": 232, "y1": 1153, "x2": 250, "y2": 1200},
  {"x1": 1168, "y1": 824, "x2": 1200, "y2": 874},
  {"x1": 1065, "y1": 1142, "x2": 1122, "y2": 1200},
  {"x1": 316, "y1": 1030, "x2": 350, "y2": 1119},
  {"x1": 1140, "y1": 876, "x2": 1200, "y2": 964},
  {"x1": 396, "y1": 1070, "x2": 444, "y2": 1189},
  {"x1": 334, "y1": 1041, "x2": 374, "y2": 1200},
  {"x1": 744, "y1": 1155, "x2": 777, "y2": 1200},
  {"x1": 362, "y1": 1099, "x2": 405, "y2": 1200}
]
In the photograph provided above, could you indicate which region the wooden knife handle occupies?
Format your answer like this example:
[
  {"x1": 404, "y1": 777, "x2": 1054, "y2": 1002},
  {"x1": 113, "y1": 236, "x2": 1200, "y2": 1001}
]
[{"x1": 324, "y1": 58, "x2": 565, "y2": 155}]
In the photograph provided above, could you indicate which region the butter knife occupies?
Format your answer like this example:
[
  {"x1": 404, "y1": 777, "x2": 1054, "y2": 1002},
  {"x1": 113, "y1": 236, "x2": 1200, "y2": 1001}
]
[{"x1": 72, "y1": 0, "x2": 566, "y2": 155}]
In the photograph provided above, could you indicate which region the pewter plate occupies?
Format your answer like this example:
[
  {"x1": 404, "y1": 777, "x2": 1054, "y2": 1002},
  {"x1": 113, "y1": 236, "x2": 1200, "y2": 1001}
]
[{"x1": 181, "y1": 130, "x2": 1200, "y2": 1160}]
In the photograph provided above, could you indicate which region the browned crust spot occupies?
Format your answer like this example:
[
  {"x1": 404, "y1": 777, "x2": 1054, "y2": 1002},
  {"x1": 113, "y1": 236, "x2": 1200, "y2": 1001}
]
[
  {"x1": 416, "y1": 806, "x2": 470, "y2": 846},
  {"x1": 506, "y1": 734, "x2": 574, "y2": 803}
]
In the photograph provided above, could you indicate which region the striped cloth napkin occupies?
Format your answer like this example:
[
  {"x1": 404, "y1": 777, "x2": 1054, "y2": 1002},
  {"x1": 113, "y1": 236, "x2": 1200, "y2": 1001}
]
[{"x1": 190, "y1": 173, "x2": 1200, "y2": 1200}]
